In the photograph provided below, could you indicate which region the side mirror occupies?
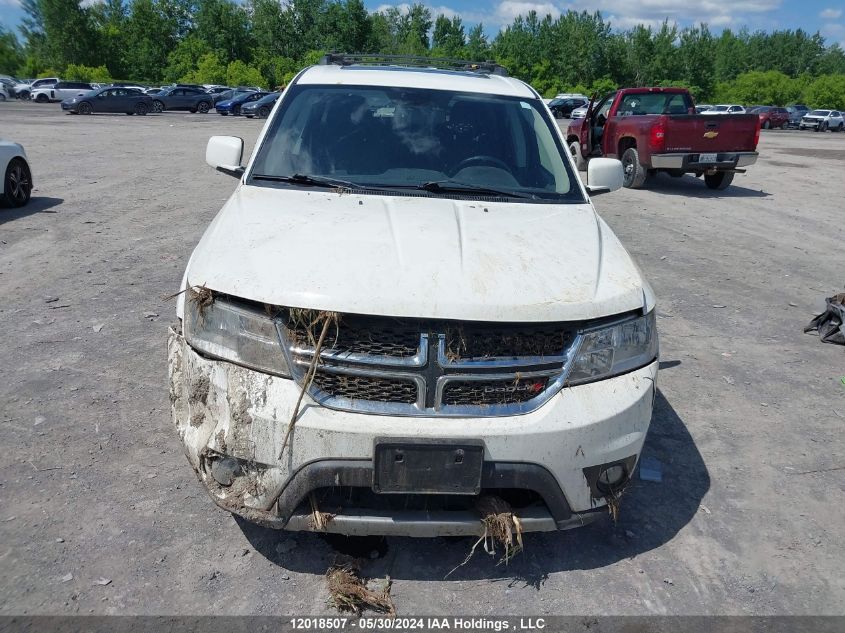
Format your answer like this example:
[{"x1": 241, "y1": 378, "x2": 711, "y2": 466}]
[
  {"x1": 206, "y1": 136, "x2": 244, "y2": 178},
  {"x1": 586, "y1": 158, "x2": 623, "y2": 195}
]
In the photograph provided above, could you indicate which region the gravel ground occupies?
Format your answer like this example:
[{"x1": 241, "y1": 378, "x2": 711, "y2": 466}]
[{"x1": 1, "y1": 100, "x2": 843, "y2": 616}]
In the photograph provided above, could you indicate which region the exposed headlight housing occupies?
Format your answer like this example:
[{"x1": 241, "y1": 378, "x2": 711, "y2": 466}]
[
  {"x1": 567, "y1": 311, "x2": 657, "y2": 385},
  {"x1": 184, "y1": 293, "x2": 290, "y2": 378}
]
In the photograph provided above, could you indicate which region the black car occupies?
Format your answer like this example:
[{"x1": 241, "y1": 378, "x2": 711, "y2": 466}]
[
  {"x1": 61, "y1": 87, "x2": 153, "y2": 115},
  {"x1": 548, "y1": 97, "x2": 588, "y2": 119},
  {"x1": 150, "y1": 87, "x2": 214, "y2": 113},
  {"x1": 242, "y1": 92, "x2": 281, "y2": 118}
]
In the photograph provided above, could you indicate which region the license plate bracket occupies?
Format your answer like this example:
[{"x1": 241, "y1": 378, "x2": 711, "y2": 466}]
[
  {"x1": 698, "y1": 152, "x2": 718, "y2": 163},
  {"x1": 373, "y1": 438, "x2": 484, "y2": 495}
]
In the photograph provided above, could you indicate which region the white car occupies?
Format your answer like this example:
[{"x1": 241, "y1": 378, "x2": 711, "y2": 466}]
[
  {"x1": 13, "y1": 77, "x2": 58, "y2": 100},
  {"x1": 168, "y1": 56, "x2": 657, "y2": 538},
  {"x1": 31, "y1": 81, "x2": 93, "y2": 103},
  {"x1": 570, "y1": 104, "x2": 589, "y2": 118},
  {"x1": 799, "y1": 109, "x2": 844, "y2": 132},
  {"x1": 1, "y1": 141, "x2": 33, "y2": 208},
  {"x1": 703, "y1": 104, "x2": 746, "y2": 115},
  {"x1": 0, "y1": 83, "x2": 9, "y2": 102}
]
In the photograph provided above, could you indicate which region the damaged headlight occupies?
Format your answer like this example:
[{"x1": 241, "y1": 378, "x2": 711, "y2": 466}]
[
  {"x1": 567, "y1": 311, "x2": 657, "y2": 385},
  {"x1": 184, "y1": 293, "x2": 290, "y2": 377}
]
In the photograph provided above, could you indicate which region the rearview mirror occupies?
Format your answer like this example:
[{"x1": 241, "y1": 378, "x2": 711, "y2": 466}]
[
  {"x1": 206, "y1": 136, "x2": 244, "y2": 178},
  {"x1": 586, "y1": 158, "x2": 623, "y2": 195}
]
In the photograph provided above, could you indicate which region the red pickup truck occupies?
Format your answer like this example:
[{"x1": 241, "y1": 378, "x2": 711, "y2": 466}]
[{"x1": 566, "y1": 87, "x2": 760, "y2": 190}]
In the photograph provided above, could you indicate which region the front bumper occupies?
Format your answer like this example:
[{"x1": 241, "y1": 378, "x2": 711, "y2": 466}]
[
  {"x1": 168, "y1": 328, "x2": 657, "y2": 536},
  {"x1": 651, "y1": 151, "x2": 758, "y2": 171}
]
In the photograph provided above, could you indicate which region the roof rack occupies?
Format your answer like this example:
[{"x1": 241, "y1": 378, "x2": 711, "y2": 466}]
[{"x1": 318, "y1": 53, "x2": 509, "y2": 77}]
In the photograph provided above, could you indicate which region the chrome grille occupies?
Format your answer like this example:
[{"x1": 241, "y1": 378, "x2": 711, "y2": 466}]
[{"x1": 278, "y1": 312, "x2": 581, "y2": 417}]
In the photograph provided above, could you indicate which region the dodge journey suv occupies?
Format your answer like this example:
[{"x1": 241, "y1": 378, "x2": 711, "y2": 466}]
[{"x1": 168, "y1": 54, "x2": 658, "y2": 537}]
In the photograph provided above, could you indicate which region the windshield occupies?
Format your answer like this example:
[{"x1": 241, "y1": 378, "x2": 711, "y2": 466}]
[
  {"x1": 250, "y1": 84, "x2": 582, "y2": 203},
  {"x1": 809, "y1": 110, "x2": 830, "y2": 116}
]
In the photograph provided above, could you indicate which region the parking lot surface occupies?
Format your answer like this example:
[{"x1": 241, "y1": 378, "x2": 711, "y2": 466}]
[{"x1": 1, "y1": 100, "x2": 844, "y2": 615}]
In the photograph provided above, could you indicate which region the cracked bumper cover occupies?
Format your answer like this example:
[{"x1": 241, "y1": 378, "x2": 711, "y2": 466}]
[{"x1": 168, "y1": 328, "x2": 657, "y2": 536}]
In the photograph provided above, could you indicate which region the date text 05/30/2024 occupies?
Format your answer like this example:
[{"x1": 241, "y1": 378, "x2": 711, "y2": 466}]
[{"x1": 290, "y1": 617, "x2": 547, "y2": 630}]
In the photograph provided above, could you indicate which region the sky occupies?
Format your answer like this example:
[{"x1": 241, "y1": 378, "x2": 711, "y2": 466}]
[{"x1": 1, "y1": 0, "x2": 843, "y2": 46}]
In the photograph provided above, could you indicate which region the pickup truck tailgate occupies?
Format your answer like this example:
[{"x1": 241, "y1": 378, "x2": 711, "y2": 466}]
[{"x1": 664, "y1": 114, "x2": 759, "y2": 153}]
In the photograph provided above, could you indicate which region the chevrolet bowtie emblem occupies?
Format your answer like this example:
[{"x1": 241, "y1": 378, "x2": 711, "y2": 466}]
[{"x1": 703, "y1": 131, "x2": 719, "y2": 139}]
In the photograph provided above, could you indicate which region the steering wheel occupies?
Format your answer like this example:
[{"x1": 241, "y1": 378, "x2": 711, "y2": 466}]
[{"x1": 450, "y1": 155, "x2": 512, "y2": 176}]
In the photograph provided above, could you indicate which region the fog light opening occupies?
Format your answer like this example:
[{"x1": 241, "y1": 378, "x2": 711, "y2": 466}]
[{"x1": 598, "y1": 464, "x2": 626, "y2": 489}]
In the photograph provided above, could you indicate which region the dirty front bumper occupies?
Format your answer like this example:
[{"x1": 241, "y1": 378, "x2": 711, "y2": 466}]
[{"x1": 168, "y1": 328, "x2": 657, "y2": 537}]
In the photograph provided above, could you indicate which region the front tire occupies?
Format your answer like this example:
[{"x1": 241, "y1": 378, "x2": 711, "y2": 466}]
[
  {"x1": 18, "y1": 90, "x2": 30, "y2": 100},
  {"x1": 78, "y1": 102, "x2": 92, "y2": 115},
  {"x1": 152, "y1": 100, "x2": 164, "y2": 113},
  {"x1": 704, "y1": 171, "x2": 734, "y2": 190},
  {"x1": 2, "y1": 158, "x2": 32, "y2": 208},
  {"x1": 258, "y1": 106, "x2": 269, "y2": 118},
  {"x1": 621, "y1": 147, "x2": 648, "y2": 189}
]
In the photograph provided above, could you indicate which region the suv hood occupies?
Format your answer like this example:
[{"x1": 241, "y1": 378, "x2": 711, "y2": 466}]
[{"x1": 185, "y1": 186, "x2": 651, "y2": 322}]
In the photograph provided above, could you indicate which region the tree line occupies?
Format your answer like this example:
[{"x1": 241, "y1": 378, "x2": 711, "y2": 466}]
[{"x1": 1, "y1": 0, "x2": 844, "y2": 107}]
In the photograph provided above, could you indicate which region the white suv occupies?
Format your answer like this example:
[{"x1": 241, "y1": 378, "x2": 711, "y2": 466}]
[
  {"x1": 168, "y1": 55, "x2": 658, "y2": 537},
  {"x1": 31, "y1": 81, "x2": 93, "y2": 103},
  {"x1": 799, "y1": 109, "x2": 844, "y2": 132}
]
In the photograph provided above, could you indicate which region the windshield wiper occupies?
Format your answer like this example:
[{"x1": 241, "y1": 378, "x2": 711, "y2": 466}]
[
  {"x1": 251, "y1": 173, "x2": 363, "y2": 189},
  {"x1": 417, "y1": 180, "x2": 533, "y2": 199}
]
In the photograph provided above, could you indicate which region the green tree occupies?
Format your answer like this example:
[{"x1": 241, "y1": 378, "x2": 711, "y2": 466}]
[
  {"x1": 181, "y1": 52, "x2": 227, "y2": 84},
  {"x1": 226, "y1": 59, "x2": 265, "y2": 87},
  {"x1": 0, "y1": 27, "x2": 25, "y2": 75},
  {"x1": 803, "y1": 74, "x2": 845, "y2": 109},
  {"x1": 164, "y1": 36, "x2": 211, "y2": 82},
  {"x1": 123, "y1": 0, "x2": 181, "y2": 80},
  {"x1": 195, "y1": 0, "x2": 252, "y2": 63},
  {"x1": 40, "y1": 0, "x2": 100, "y2": 70},
  {"x1": 464, "y1": 24, "x2": 490, "y2": 61},
  {"x1": 432, "y1": 15, "x2": 465, "y2": 58},
  {"x1": 64, "y1": 63, "x2": 112, "y2": 81}
]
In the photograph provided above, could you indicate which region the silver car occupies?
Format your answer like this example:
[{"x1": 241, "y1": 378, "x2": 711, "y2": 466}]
[{"x1": 799, "y1": 109, "x2": 844, "y2": 132}]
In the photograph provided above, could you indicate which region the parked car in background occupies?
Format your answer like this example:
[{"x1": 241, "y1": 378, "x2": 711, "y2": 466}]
[
  {"x1": 694, "y1": 104, "x2": 713, "y2": 113},
  {"x1": 748, "y1": 105, "x2": 789, "y2": 129},
  {"x1": 799, "y1": 109, "x2": 844, "y2": 132},
  {"x1": 548, "y1": 96, "x2": 588, "y2": 119},
  {"x1": 788, "y1": 104, "x2": 810, "y2": 116},
  {"x1": 205, "y1": 86, "x2": 232, "y2": 98},
  {"x1": 145, "y1": 88, "x2": 163, "y2": 95},
  {"x1": 0, "y1": 83, "x2": 10, "y2": 101},
  {"x1": 241, "y1": 92, "x2": 281, "y2": 118},
  {"x1": 12, "y1": 77, "x2": 58, "y2": 100},
  {"x1": 61, "y1": 86, "x2": 153, "y2": 115},
  {"x1": 31, "y1": 81, "x2": 93, "y2": 103},
  {"x1": 1, "y1": 140, "x2": 32, "y2": 208},
  {"x1": 214, "y1": 91, "x2": 268, "y2": 116},
  {"x1": 570, "y1": 104, "x2": 588, "y2": 118},
  {"x1": 567, "y1": 87, "x2": 760, "y2": 190},
  {"x1": 210, "y1": 87, "x2": 253, "y2": 104},
  {"x1": 703, "y1": 104, "x2": 747, "y2": 115},
  {"x1": 151, "y1": 87, "x2": 214, "y2": 113},
  {"x1": 785, "y1": 106, "x2": 804, "y2": 128}
]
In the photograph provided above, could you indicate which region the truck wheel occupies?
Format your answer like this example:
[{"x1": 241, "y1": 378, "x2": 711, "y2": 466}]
[
  {"x1": 568, "y1": 141, "x2": 587, "y2": 171},
  {"x1": 621, "y1": 147, "x2": 647, "y2": 189},
  {"x1": 704, "y1": 171, "x2": 734, "y2": 190}
]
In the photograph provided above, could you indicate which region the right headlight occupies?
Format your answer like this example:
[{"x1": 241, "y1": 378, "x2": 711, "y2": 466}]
[
  {"x1": 184, "y1": 293, "x2": 290, "y2": 378},
  {"x1": 566, "y1": 311, "x2": 657, "y2": 385}
]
